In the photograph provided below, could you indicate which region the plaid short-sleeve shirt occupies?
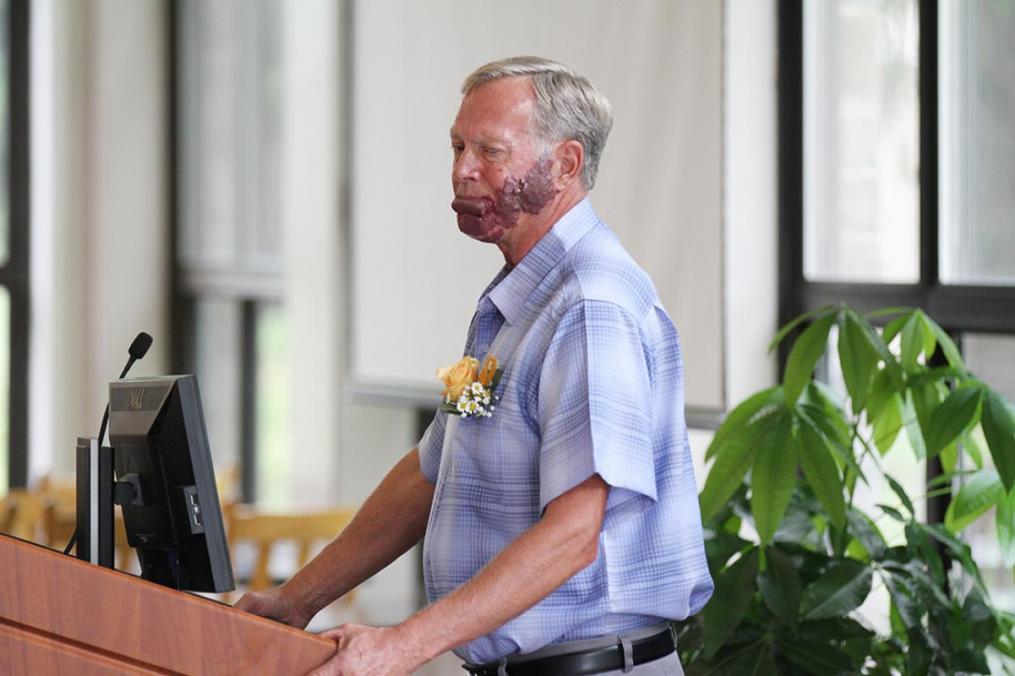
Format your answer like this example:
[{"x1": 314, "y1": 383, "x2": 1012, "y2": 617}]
[{"x1": 418, "y1": 199, "x2": 713, "y2": 664}]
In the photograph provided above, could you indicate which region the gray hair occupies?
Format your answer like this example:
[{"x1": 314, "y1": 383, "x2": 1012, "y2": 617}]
[{"x1": 462, "y1": 56, "x2": 613, "y2": 190}]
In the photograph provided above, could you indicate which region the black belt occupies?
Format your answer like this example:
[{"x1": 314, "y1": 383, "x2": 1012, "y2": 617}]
[{"x1": 463, "y1": 626, "x2": 676, "y2": 676}]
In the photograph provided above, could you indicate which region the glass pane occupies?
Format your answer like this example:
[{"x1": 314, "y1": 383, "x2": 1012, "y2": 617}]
[
  {"x1": 0, "y1": 288, "x2": 8, "y2": 494},
  {"x1": 192, "y1": 298, "x2": 243, "y2": 491},
  {"x1": 0, "y1": 0, "x2": 8, "y2": 266},
  {"x1": 960, "y1": 334, "x2": 1015, "y2": 614},
  {"x1": 177, "y1": 0, "x2": 282, "y2": 276},
  {"x1": 255, "y1": 303, "x2": 289, "y2": 507},
  {"x1": 803, "y1": 0, "x2": 920, "y2": 283},
  {"x1": 939, "y1": 1, "x2": 1015, "y2": 285}
]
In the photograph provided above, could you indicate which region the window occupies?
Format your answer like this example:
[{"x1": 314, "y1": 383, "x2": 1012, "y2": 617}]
[
  {"x1": 781, "y1": 0, "x2": 1015, "y2": 613},
  {"x1": 803, "y1": 0, "x2": 919, "y2": 283},
  {"x1": 938, "y1": 1, "x2": 1015, "y2": 286},
  {"x1": 1, "y1": 0, "x2": 28, "y2": 494},
  {"x1": 174, "y1": 0, "x2": 288, "y2": 505}
]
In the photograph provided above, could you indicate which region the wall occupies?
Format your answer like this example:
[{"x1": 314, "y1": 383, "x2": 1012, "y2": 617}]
[{"x1": 29, "y1": 0, "x2": 168, "y2": 482}]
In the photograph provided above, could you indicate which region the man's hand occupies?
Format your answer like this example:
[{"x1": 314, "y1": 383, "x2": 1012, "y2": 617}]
[
  {"x1": 307, "y1": 624, "x2": 419, "y2": 676},
  {"x1": 234, "y1": 586, "x2": 311, "y2": 629}
]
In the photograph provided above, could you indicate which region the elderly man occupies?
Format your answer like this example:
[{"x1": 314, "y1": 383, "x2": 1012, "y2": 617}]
[{"x1": 237, "y1": 56, "x2": 712, "y2": 675}]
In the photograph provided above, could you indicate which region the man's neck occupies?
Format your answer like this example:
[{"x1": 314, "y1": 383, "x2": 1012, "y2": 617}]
[{"x1": 497, "y1": 188, "x2": 588, "y2": 267}]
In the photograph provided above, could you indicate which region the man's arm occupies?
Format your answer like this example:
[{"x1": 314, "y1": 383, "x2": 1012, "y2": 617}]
[
  {"x1": 315, "y1": 474, "x2": 610, "y2": 674},
  {"x1": 235, "y1": 447, "x2": 435, "y2": 626}
]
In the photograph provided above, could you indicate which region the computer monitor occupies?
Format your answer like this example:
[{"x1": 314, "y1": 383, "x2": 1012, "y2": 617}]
[{"x1": 108, "y1": 375, "x2": 235, "y2": 593}]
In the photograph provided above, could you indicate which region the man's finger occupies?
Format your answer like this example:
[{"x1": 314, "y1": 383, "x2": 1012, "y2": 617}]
[
  {"x1": 305, "y1": 659, "x2": 337, "y2": 676},
  {"x1": 233, "y1": 594, "x2": 256, "y2": 612},
  {"x1": 319, "y1": 626, "x2": 346, "y2": 643}
]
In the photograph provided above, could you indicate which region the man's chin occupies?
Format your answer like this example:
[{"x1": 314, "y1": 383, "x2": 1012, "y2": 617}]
[{"x1": 457, "y1": 215, "x2": 504, "y2": 243}]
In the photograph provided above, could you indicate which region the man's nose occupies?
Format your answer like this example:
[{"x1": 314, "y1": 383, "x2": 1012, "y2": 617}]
[{"x1": 453, "y1": 148, "x2": 480, "y2": 182}]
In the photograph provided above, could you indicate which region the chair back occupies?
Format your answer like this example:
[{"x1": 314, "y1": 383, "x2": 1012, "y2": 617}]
[{"x1": 227, "y1": 505, "x2": 357, "y2": 592}]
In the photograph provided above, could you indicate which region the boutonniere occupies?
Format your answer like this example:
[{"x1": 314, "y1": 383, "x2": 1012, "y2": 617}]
[{"x1": 436, "y1": 355, "x2": 502, "y2": 419}]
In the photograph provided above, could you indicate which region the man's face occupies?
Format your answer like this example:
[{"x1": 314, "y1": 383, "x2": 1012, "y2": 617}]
[{"x1": 450, "y1": 78, "x2": 558, "y2": 243}]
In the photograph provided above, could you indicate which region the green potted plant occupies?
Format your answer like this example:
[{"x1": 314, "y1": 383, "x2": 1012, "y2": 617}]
[{"x1": 677, "y1": 306, "x2": 1015, "y2": 675}]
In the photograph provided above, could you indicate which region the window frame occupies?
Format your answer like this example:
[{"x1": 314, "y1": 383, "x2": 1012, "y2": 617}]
[
  {"x1": 169, "y1": 0, "x2": 284, "y2": 504},
  {"x1": 778, "y1": 0, "x2": 1015, "y2": 336},
  {"x1": 778, "y1": 0, "x2": 1015, "y2": 536},
  {"x1": 3, "y1": 0, "x2": 30, "y2": 490}
]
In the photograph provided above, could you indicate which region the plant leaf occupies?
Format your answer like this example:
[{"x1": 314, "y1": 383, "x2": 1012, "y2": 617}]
[
  {"x1": 719, "y1": 639, "x2": 779, "y2": 676},
  {"x1": 881, "y1": 571, "x2": 922, "y2": 631},
  {"x1": 981, "y1": 390, "x2": 1015, "y2": 492},
  {"x1": 944, "y1": 468, "x2": 1004, "y2": 532},
  {"x1": 865, "y1": 306, "x2": 913, "y2": 320},
  {"x1": 702, "y1": 547, "x2": 760, "y2": 659},
  {"x1": 900, "y1": 314, "x2": 922, "y2": 372},
  {"x1": 872, "y1": 397, "x2": 903, "y2": 456},
  {"x1": 758, "y1": 547, "x2": 801, "y2": 625},
  {"x1": 925, "y1": 524, "x2": 986, "y2": 591},
  {"x1": 799, "y1": 559, "x2": 873, "y2": 620},
  {"x1": 925, "y1": 386, "x2": 983, "y2": 459},
  {"x1": 837, "y1": 312, "x2": 880, "y2": 414},
  {"x1": 797, "y1": 408, "x2": 868, "y2": 486},
  {"x1": 902, "y1": 390, "x2": 928, "y2": 461},
  {"x1": 961, "y1": 425, "x2": 987, "y2": 470},
  {"x1": 751, "y1": 412, "x2": 797, "y2": 545},
  {"x1": 998, "y1": 485, "x2": 1015, "y2": 568},
  {"x1": 882, "y1": 313, "x2": 910, "y2": 345},
  {"x1": 795, "y1": 416, "x2": 846, "y2": 530},
  {"x1": 776, "y1": 636, "x2": 854, "y2": 675},
  {"x1": 846, "y1": 508, "x2": 886, "y2": 561},
  {"x1": 885, "y1": 475, "x2": 915, "y2": 517},
  {"x1": 877, "y1": 504, "x2": 906, "y2": 522},
  {"x1": 910, "y1": 380, "x2": 942, "y2": 438},
  {"x1": 925, "y1": 319, "x2": 966, "y2": 373},
  {"x1": 783, "y1": 313, "x2": 836, "y2": 407},
  {"x1": 700, "y1": 410, "x2": 786, "y2": 523},
  {"x1": 940, "y1": 439, "x2": 959, "y2": 474},
  {"x1": 767, "y1": 305, "x2": 836, "y2": 353},
  {"x1": 917, "y1": 312, "x2": 938, "y2": 361},
  {"x1": 706, "y1": 386, "x2": 782, "y2": 462}
]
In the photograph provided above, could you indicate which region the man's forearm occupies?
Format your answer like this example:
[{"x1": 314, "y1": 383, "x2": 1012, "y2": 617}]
[
  {"x1": 394, "y1": 474, "x2": 610, "y2": 666},
  {"x1": 283, "y1": 448, "x2": 435, "y2": 618}
]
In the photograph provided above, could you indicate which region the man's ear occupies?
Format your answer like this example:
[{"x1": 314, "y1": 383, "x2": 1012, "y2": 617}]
[{"x1": 554, "y1": 140, "x2": 584, "y2": 189}]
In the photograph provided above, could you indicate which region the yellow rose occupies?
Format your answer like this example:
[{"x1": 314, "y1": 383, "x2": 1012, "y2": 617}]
[
  {"x1": 478, "y1": 355, "x2": 498, "y2": 387},
  {"x1": 436, "y1": 356, "x2": 480, "y2": 401}
]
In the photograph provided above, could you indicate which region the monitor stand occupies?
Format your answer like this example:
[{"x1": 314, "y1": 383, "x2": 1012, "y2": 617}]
[{"x1": 75, "y1": 437, "x2": 114, "y2": 568}]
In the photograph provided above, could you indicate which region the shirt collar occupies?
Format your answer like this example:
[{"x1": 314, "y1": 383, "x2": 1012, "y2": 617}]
[{"x1": 483, "y1": 198, "x2": 599, "y2": 325}]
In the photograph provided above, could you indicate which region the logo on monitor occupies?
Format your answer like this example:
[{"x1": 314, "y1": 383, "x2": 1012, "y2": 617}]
[{"x1": 128, "y1": 388, "x2": 146, "y2": 411}]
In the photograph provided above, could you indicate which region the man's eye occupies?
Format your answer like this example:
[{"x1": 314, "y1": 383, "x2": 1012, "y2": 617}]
[{"x1": 483, "y1": 147, "x2": 503, "y2": 157}]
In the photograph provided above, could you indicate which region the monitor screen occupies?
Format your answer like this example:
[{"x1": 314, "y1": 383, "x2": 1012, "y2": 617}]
[{"x1": 108, "y1": 375, "x2": 234, "y2": 593}]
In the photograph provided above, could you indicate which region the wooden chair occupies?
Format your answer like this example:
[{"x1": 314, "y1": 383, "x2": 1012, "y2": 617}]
[
  {"x1": 1, "y1": 490, "x2": 46, "y2": 541},
  {"x1": 32, "y1": 476, "x2": 134, "y2": 569},
  {"x1": 226, "y1": 504, "x2": 358, "y2": 603}
]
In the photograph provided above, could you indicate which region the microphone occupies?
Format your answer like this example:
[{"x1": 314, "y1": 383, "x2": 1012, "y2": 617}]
[
  {"x1": 64, "y1": 332, "x2": 153, "y2": 555},
  {"x1": 101, "y1": 332, "x2": 153, "y2": 446},
  {"x1": 123, "y1": 332, "x2": 153, "y2": 376}
]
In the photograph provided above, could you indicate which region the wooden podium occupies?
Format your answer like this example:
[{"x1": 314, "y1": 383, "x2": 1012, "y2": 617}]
[{"x1": 0, "y1": 534, "x2": 335, "y2": 675}]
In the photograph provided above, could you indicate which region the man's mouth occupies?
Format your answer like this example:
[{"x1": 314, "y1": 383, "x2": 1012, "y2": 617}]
[{"x1": 451, "y1": 196, "x2": 494, "y2": 216}]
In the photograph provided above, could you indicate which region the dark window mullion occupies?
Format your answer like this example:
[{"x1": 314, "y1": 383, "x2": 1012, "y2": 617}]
[
  {"x1": 239, "y1": 299, "x2": 257, "y2": 503},
  {"x1": 7, "y1": 0, "x2": 29, "y2": 489},
  {"x1": 919, "y1": 0, "x2": 939, "y2": 291},
  {"x1": 777, "y1": 0, "x2": 805, "y2": 371}
]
